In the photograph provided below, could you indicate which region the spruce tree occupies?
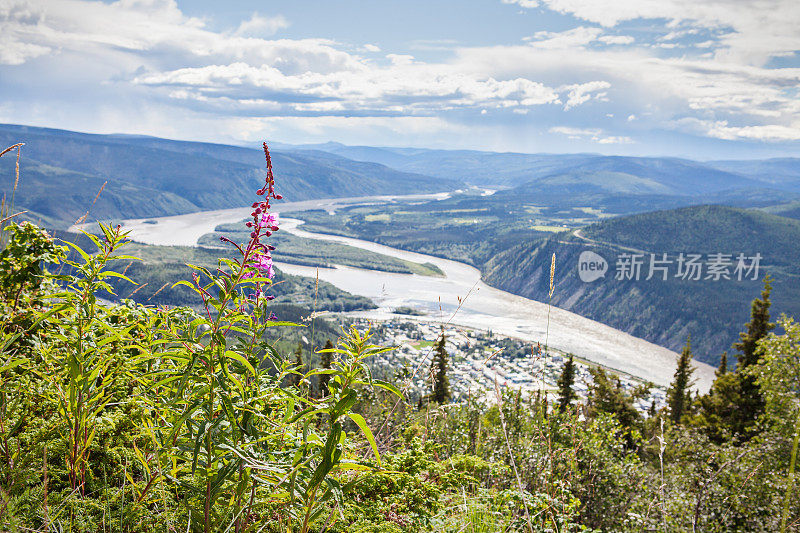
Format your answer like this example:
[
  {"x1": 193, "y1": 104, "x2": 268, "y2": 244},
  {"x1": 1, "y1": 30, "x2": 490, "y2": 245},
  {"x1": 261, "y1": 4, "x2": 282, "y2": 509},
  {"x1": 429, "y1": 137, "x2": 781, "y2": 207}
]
[
  {"x1": 587, "y1": 367, "x2": 641, "y2": 447},
  {"x1": 431, "y1": 326, "x2": 451, "y2": 404},
  {"x1": 733, "y1": 275, "x2": 774, "y2": 368},
  {"x1": 716, "y1": 352, "x2": 728, "y2": 377},
  {"x1": 318, "y1": 339, "x2": 334, "y2": 396},
  {"x1": 692, "y1": 276, "x2": 775, "y2": 440},
  {"x1": 556, "y1": 354, "x2": 577, "y2": 413},
  {"x1": 731, "y1": 275, "x2": 774, "y2": 433},
  {"x1": 666, "y1": 336, "x2": 695, "y2": 424}
]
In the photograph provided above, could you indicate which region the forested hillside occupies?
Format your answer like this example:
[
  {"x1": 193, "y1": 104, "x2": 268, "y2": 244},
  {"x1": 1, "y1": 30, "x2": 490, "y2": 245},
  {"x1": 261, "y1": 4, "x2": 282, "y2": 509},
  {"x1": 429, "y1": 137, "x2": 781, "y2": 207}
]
[{"x1": 485, "y1": 205, "x2": 800, "y2": 361}]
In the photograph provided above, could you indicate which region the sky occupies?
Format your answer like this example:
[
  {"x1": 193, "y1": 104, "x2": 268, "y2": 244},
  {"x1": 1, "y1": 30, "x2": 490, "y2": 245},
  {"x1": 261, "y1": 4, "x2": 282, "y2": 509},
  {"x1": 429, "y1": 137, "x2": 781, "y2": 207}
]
[{"x1": 1, "y1": 0, "x2": 799, "y2": 159}]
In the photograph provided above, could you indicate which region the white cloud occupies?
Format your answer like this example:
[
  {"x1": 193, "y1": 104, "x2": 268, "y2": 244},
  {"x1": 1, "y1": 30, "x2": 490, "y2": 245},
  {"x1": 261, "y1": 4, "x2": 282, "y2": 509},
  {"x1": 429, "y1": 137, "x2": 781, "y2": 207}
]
[
  {"x1": 502, "y1": 0, "x2": 540, "y2": 8},
  {"x1": 133, "y1": 61, "x2": 561, "y2": 114},
  {"x1": 386, "y1": 54, "x2": 414, "y2": 66},
  {"x1": 560, "y1": 80, "x2": 611, "y2": 110},
  {"x1": 676, "y1": 118, "x2": 800, "y2": 141},
  {"x1": 1, "y1": 0, "x2": 798, "y2": 152},
  {"x1": 233, "y1": 13, "x2": 289, "y2": 37},
  {"x1": 550, "y1": 126, "x2": 633, "y2": 144},
  {"x1": 516, "y1": 0, "x2": 800, "y2": 65},
  {"x1": 525, "y1": 26, "x2": 603, "y2": 49},
  {"x1": 550, "y1": 126, "x2": 602, "y2": 137},
  {"x1": 0, "y1": 0, "x2": 567, "y2": 119},
  {"x1": 599, "y1": 35, "x2": 635, "y2": 45}
]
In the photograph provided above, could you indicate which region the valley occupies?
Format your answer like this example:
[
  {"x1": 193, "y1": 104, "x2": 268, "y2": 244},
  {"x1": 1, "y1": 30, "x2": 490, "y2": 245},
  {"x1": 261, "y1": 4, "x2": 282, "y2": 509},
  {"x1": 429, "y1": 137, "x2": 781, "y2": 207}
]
[{"x1": 91, "y1": 194, "x2": 716, "y2": 390}]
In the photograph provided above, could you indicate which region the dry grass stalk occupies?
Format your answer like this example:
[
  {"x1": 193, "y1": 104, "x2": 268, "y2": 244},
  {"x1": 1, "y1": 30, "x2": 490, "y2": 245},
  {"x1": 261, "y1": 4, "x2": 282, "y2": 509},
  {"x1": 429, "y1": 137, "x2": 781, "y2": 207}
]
[
  {"x1": 493, "y1": 375, "x2": 536, "y2": 533},
  {"x1": 74, "y1": 180, "x2": 107, "y2": 225},
  {"x1": 0, "y1": 143, "x2": 25, "y2": 246}
]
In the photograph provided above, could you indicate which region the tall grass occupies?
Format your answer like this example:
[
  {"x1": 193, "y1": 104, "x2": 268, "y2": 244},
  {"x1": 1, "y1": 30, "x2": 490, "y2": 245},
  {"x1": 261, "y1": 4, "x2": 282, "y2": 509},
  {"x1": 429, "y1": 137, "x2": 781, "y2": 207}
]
[{"x1": 0, "y1": 143, "x2": 25, "y2": 246}]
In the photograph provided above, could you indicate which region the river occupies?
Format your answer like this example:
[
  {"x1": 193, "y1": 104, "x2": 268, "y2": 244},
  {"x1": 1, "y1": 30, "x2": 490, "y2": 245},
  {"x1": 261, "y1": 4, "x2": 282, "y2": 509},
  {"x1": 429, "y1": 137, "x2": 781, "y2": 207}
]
[{"x1": 72, "y1": 193, "x2": 715, "y2": 390}]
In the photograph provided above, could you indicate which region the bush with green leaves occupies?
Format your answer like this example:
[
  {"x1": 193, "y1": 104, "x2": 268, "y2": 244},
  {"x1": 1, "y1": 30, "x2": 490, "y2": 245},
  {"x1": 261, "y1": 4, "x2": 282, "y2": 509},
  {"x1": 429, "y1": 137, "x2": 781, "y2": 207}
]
[{"x1": 0, "y1": 145, "x2": 404, "y2": 532}]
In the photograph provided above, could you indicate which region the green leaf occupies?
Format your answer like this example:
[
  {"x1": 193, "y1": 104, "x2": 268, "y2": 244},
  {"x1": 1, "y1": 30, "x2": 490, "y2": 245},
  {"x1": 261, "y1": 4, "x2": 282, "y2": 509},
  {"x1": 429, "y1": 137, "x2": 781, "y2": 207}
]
[
  {"x1": 347, "y1": 413, "x2": 381, "y2": 467},
  {"x1": 99, "y1": 270, "x2": 136, "y2": 284},
  {"x1": 331, "y1": 390, "x2": 358, "y2": 420},
  {"x1": 372, "y1": 379, "x2": 405, "y2": 399},
  {"x1": 222, "y1": 350, "x2": 256, "y2": 376},
  {"x1": 63, "y1": 240, "x2": 92, "y2": 263}
]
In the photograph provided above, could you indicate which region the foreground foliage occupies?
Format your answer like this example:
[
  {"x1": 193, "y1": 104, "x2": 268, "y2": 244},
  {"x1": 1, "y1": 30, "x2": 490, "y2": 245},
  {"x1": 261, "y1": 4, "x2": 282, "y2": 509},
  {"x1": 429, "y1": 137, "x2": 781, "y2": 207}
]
[{"x1": 0, "y1": 144, "x2": 797, "y2": 531}]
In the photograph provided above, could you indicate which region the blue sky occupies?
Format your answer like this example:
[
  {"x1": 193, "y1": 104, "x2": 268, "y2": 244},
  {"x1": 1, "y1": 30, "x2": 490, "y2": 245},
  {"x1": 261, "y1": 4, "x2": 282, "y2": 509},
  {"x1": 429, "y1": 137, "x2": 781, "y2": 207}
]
[{"x1": 1, "y1": 0, "x2": 799, "y2": 159}]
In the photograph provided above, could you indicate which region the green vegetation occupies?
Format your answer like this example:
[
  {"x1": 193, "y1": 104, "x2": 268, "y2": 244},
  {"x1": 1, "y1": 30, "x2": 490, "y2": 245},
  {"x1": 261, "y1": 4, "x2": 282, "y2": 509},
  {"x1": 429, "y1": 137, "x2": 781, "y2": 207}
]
[
  {"x1": 556, "y1": 354, "x2": 576, "y2": 413},
  {"x1": 200, "y1": 222, "x2": 444, "y2": 276},
  {"x1": 3, "y1": 137, "x2": 800, "y2": 532},
  {"x1": 282, "y1": 196, "x2": 561, "y2": 268},
  {"x1": 53, "y1": 232, "x2": 376, "y2": 313},
  {"x1": 430, "y1": 328, "x2": 451, "y2": 405},
  {"x1": 485, "y1": 205, "x2": 800, "y2": 361},
  {"x1": 666, "y1": 337, "x2": 695, "y2": 424},
  {"x1": 0, "y1": 221, "x2": 798, "y2": 532}
]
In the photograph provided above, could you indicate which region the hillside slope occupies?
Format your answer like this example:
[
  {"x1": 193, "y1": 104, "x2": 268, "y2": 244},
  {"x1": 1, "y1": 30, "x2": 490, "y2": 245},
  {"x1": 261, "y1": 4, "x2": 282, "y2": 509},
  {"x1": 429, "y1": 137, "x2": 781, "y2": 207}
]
[
  {"x1": 709, "y1": 158, "x2": 800, "y2": 190},
  {"x1": 484, "y1": 205, "x2": 800, "y2": 362},
  {"x1": 0, "y1": 124, "x2": 459, "y2": 227}
]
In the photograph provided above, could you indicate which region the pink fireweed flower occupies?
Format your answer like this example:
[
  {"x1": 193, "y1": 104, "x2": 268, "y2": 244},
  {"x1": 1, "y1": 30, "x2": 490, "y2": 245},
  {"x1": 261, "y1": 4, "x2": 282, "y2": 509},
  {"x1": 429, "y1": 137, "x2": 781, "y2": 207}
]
[
  {"x1": 253, "y1": 251, "x2": 275, "y2": 279},
  {"x1": 229, "y1": 142, "x2": 281, "y2": 314},
  {"x1": 258, "y1": 213, "x2": 278, "y2": 229},
  {"x1": 242, "y1": 251, "x2": 275, "y2": 280}
]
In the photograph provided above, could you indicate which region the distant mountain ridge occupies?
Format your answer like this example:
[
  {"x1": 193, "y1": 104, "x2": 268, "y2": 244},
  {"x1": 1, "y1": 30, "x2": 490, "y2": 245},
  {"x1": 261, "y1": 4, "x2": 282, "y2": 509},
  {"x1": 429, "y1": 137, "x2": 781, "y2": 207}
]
[
  {"x1": 287, "y1": 141, "x2": 800, "y2": 196},
  {"x1": 0, "y1": 124, "x2": 460, "y2": 227}
]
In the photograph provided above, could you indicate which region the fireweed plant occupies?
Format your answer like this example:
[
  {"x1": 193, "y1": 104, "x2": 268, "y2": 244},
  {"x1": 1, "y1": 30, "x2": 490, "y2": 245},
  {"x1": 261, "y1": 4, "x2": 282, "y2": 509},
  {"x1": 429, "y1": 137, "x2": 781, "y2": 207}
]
[
  {"x1": 143, "y1": 143, "x2": 397, "y2": 533},
  {"x1": 0, "y1": 143, "x2": 397, "y2": 532}
]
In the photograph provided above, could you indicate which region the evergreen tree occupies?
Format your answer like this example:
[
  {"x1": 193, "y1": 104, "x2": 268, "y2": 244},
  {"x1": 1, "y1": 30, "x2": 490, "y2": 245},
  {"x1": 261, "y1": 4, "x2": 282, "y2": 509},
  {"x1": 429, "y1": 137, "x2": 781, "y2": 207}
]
[
  {"x1": 733, "y1": 275, "x2": 775, "y2": 368},
  {"x1": 318, "y1": 339, "x2": 334, "y2": 397},
  {"x1": 690, "y1": 372, "x2": 742, "y2": 442},
  {"x1": 431, "y1": 326, "x2": 451, "y2": 404},
  {"x1": 716, "y1": 352, "x2": 728, "y2": 377},
  {"x1": 731, "y1": 275, "x2": 774, "y2": 434},
  {"x1": 556, "y1": 354, "x2": 577, "y2": 413},
  {"x1": 587, "y1": 367, "x2": 642, "y2": 447},
  {"x1": 666, "y1": 336, "x2": 695, "y2": 424},
  {"x1": 692, "y1": 276, "x2": 775, "y2": 440}
]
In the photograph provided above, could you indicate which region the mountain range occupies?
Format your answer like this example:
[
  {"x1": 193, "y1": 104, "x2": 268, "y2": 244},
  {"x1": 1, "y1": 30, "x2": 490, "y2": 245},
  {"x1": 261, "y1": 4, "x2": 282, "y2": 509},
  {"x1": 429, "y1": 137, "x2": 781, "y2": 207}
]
[
  {"x1": 0, "y1": 124, "x2": 461, "y2": 228},
  {"x1": 285, "y1": 141, "x2": 800, "y2": 195}
]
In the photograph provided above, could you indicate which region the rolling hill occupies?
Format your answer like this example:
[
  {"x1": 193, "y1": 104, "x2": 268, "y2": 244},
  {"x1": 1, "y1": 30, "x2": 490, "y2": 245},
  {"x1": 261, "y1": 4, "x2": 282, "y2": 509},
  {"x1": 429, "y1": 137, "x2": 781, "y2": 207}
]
[
  {"x1": 708, "y1": 158, "x2": 800, "y2": 190},
  {"x1": 288, "y1": 142, "x2": 794, "y2": 196},
  {"x1": 484, "y1": 205, "x2": 800, "y2": 363},
  {"x1": 0, "y1": 124, "x2": 460, "y2": 228}
]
